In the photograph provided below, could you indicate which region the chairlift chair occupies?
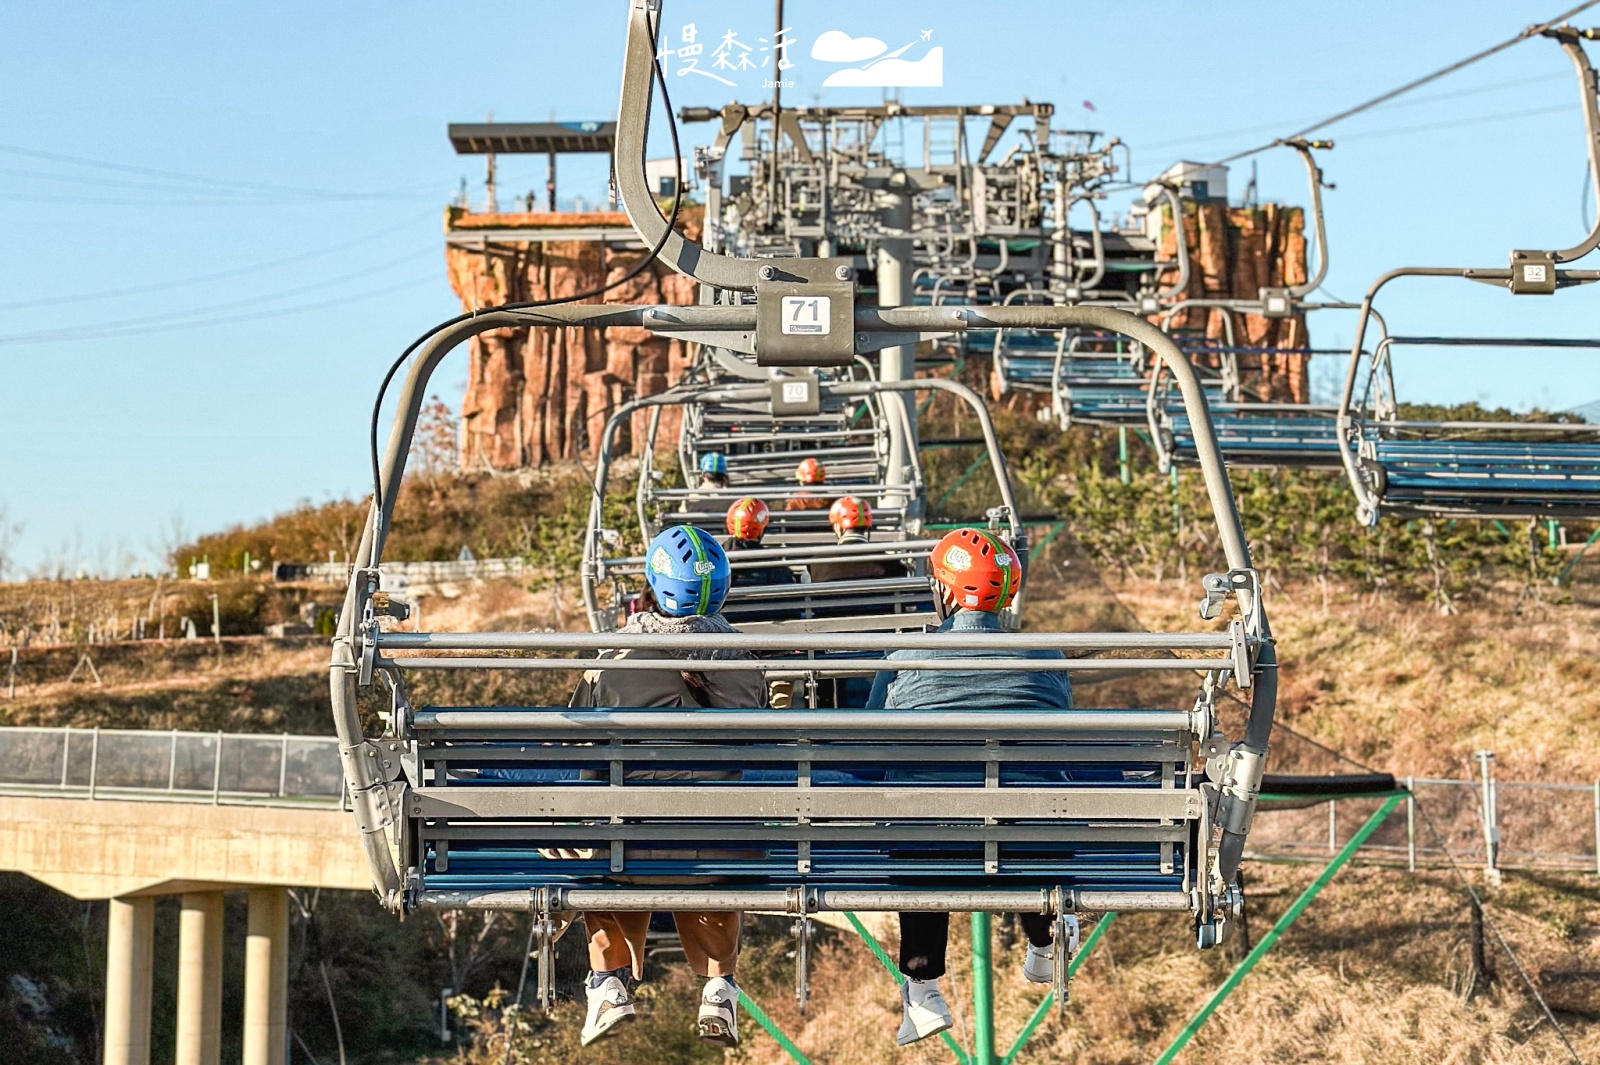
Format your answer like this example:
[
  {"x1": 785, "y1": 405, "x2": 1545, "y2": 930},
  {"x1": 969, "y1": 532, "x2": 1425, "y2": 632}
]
[
  {"x1": 327, "y1": 0, "x2": 1279, "y2": 1014},
  {"x1": 1337, "y1": 328, "x2": 1600, "y2": 523}
]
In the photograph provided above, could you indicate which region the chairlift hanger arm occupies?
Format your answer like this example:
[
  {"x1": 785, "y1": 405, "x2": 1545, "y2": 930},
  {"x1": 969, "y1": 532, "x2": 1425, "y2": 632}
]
[
  {"x1": 616, "y1": 0, "x2": 759, "y2": 290},
  {"x1": 1280, "y1": 139, "x2": 1332, "y2": 297},
  {"x1": 1544, "y1": 25, "x2": 1600, "y2": 262},
  {"x1": 1143, "y1": 182, "x2": 1192, "y2": 301}
]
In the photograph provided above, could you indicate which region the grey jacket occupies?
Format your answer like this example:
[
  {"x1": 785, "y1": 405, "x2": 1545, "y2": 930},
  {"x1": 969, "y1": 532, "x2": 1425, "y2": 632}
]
[{"x1": 569, "y1": 610, "x2": 767, "y2": 710}]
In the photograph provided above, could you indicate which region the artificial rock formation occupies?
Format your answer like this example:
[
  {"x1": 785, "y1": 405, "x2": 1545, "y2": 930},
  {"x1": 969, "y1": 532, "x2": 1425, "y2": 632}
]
[
  {"x1": 1156, "y1": 201, "x2": 1312, "y2": 402},
  {"x1": 445, "y1": 206, "x2": 703, "y2": 469},
  {"x1": 448, "y1": 200, "x2": 1311, "y2": 470}
]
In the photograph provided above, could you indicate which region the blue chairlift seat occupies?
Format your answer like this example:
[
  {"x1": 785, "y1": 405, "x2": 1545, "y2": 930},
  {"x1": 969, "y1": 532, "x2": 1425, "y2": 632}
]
[
  {"x1": 1364, "y1": 437, "x2": 1600, "y2": 517},
  {"x1": 1164, "y1": 409, "x2": 1344, "y2": 469},
  {"x1": 405, "y1": 703, "x2": 1196, "y2": 899}
]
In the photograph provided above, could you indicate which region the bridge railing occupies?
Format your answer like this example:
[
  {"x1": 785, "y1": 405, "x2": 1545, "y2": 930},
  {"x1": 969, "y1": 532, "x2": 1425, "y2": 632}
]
[{"x1": 0, "y1": 727, "x2": 344, "y2": 807}]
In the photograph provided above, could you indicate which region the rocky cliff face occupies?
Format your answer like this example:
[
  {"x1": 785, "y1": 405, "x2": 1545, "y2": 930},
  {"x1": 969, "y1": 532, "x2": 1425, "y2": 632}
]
[
  {"x1": 444, "y1": 206, "x2": 703, "y2": 470},
  {"x1": 1157, "y1": 201, "x2": 1312, "y2": 402}
]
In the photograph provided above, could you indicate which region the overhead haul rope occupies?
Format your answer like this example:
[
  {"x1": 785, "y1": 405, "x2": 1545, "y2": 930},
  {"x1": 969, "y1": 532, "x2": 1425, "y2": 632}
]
[
  {"x1": 365, "y1": 15, "x2": 686, "y2": 566},
  {"x1": 1226, "y1": 693, "x2": 1583, "y2": 1063},
  {"x1": 1207, "y1": 0, "x2": 1600, "y2": 166}
]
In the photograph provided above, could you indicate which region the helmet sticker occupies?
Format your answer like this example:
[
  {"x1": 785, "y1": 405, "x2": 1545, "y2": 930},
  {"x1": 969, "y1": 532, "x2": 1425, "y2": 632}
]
[
  {"x1": 693, "y1": 560, "x2": 715, "y2": 576},
  {"x1": 994, "y1": 549, "x2": 1012, "y2": 567},
  {"x1": 650, "y1": 548, "x2": 673, "y2": 575},
  {"x1": 964, "y1": 593, "x2": 979, "y2": 607},
  {"x1": 944, "y1": 545, "x2": 972, "y2": 571}
]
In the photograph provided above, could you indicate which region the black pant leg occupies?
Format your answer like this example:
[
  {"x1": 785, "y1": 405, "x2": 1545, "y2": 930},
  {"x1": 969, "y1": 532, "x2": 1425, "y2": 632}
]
[
  {"x1": 898, "y1": 911, "x2": 949, "y2": 980},
  {"x1": 1018, "y1": 912, "x2": 1054, "y2": 949}
]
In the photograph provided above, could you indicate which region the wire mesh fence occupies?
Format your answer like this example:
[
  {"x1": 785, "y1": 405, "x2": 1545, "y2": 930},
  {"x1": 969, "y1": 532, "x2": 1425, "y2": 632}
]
[
  {"x1": 1250, "y1": 764, "x2": 1600, "y2": 876},
  {"x1": 0, "y1": 726, "x2": 344, "y2": 806}
]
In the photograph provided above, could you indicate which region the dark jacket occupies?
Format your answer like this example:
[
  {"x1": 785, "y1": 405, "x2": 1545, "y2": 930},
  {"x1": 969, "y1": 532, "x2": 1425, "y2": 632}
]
[
  {"x1": 807, "y1": 533, "x2": 906, "y2": 585},
  {"x1": 724, "y1": 537, "x2": 799, "y2": 587}
]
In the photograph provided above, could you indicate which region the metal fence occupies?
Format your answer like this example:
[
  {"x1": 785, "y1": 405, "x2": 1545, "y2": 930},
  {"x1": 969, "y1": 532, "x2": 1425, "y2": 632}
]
[
  {"x1": 273, "y1": 557, "x2": 526, "y2": 585},
  {"x1": 1250, "y1": 757, "x2": 1600, "y2": 877},
  {"x1": 0, "y1": 727, "x2": 344, "y2": 807}
]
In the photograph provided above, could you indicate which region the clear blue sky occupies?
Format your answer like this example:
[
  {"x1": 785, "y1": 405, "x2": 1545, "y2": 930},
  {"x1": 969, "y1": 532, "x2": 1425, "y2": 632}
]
[{"x1": 2, "y1": 0, "x2": 1598, "y2": 576}]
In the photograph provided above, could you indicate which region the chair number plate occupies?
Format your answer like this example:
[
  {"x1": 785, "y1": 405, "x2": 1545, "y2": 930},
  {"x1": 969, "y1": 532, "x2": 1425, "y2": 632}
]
[{"x1": 781, "y1": 296, "x2": 830, "y2": 335}]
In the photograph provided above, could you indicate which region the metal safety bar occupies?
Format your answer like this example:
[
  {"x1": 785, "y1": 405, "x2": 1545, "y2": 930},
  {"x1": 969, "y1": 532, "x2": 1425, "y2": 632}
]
[{"x1": 413, "y1": 888, "x2": 1190, "y2": 914}]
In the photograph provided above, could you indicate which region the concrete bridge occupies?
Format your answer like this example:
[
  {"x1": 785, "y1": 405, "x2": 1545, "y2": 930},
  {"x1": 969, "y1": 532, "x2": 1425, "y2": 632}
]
[{"x1": 0, "y1": 727, "x2": 368, "y2": 1065}]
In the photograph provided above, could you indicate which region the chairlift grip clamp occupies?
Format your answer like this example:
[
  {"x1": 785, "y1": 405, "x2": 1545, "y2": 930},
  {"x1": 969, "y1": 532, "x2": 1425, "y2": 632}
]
[
  {"x1": 529, "y1": 886, "x2": 557, "y2": 1012},
  {"x1": 355, "y1": 567, "x2": 382, "y2": 687}
]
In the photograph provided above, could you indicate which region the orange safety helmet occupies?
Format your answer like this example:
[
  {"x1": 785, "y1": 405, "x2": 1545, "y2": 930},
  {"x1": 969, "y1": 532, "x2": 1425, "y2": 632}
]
[
  {"x1": 795, "y1": 457, "x2": 827, "y2": 485},
  {"x1": 725, "y1": 497, "x2": 771, "y2": 540},
  {"x1": 930, "y1": 528, "x2": 1022, "y2": 612},
  {"x1": 828, "y1": 495, "x2": 872, "y2": 534}
]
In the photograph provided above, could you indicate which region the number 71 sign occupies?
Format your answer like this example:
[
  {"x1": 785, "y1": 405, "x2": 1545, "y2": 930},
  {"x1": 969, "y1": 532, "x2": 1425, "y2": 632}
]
[{"x1": 780, "y1": 295, "x2": 831, "y2": 335}]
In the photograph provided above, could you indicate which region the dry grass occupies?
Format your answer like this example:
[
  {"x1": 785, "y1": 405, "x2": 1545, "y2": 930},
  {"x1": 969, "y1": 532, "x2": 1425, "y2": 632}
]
[{"x1": 1023, "y1": 536, "x2": 1600, "y2": 784}]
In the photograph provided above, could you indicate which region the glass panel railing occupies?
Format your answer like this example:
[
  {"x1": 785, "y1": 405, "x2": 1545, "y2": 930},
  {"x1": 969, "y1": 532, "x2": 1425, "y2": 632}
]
[
  {"x1": 172, "y1": 734, "x2": 220, "y2": 791},
  {"x1": 0, "y1": 729, "x2": 67, "y2": 786},
  {"x1": 65, "y1": 730, "x2": 95, "y2": 787},
  {"x1": 283, "y1": 740, "x2": 343, "y2": 799},
  {"x1": 217, "y1": 736, "x2": 285, "y2": 795},
  {"x1": 93, "y1": 732, "x2": 177, "y2": 790}
]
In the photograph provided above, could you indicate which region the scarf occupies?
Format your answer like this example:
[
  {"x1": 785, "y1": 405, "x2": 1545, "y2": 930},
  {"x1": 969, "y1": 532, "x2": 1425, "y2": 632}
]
[{"x1": 616, "y1": 610, "x2": 750, "y2": 660}]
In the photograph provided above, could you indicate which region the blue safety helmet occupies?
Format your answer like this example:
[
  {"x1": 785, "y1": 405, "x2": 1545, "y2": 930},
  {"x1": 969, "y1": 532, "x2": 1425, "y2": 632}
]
[
  {"x1": 699, "y1": 452, "x2": 728, "y2": 477},
  {"x1": 644, "y1": 525, "x2": 731, "y2": 616}
]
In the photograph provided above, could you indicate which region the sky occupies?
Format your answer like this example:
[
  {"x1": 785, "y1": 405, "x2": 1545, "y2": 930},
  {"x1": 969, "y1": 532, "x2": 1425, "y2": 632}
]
[{"x1": 2, "y1": 0, "x2": 1599, "y2": 577}]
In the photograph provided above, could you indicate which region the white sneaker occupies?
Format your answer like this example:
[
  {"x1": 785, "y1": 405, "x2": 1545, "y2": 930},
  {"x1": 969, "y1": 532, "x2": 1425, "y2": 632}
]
[
  {"x1": 896, "y1": 978, "x2": 954, "y2": 1046},
  {"x1": 581, "y1": 973, "x2": 635, "y2": 1046},
  {"x1": 698, "y1": 976, "x2": 739, "y2": 1047},
  {"x1": 1023, "y1": 942, "x2": 1054, "y2": 984}
]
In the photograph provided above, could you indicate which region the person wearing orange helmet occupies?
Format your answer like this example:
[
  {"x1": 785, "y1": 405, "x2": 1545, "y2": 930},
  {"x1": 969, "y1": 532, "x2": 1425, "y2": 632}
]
[
  {"x1": 723, "y1": 497, "x2": 796, "y2": 587},
  {"x1": 866, "y1": 527, "x2": 1071, "y2": 1046},
  {"x1": 807, "y1": 496, "x2": 901, "y2": 585},
  {"x1": 784, "y1": 457, "x2": 832, "y2": 511}
]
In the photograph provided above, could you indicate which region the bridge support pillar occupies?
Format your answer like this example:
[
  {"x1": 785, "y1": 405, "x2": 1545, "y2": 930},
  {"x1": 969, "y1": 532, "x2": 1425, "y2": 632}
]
[
  {"x1": 243, "y1": 888, "x2": 289, "y2": 1065},
  {"x1": 104, "y1": 896, "x2": 154, "y2": 1065},
  {"x1": 176, "y1": 892, "x2": 225, "y2": 1065}
]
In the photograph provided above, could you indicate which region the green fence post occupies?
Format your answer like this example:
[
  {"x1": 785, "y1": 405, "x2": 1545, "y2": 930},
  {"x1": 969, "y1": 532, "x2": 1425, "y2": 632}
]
[
  {"x1": 934, "y1": 454, "x2": 991, "y2": 514},
  {"x1": 972, "y1": 912, "x2": 996, "y2": 1065},
  {"x1": 1557, "y1": 525, "x2": 1600, "y2": 586},
  {"x1": 738, "y1": 990, "x2": 815, "y2": 1065},
  {"x1": 1028, "y1": 521, "x2": 1065, "y2": 562},
  {"x1": 999, "y1": 912, "x2": 1118, "y2": 1065},
  {"x1": 1153, "y1": 793, "x2": 1404, "y2": 1065}
]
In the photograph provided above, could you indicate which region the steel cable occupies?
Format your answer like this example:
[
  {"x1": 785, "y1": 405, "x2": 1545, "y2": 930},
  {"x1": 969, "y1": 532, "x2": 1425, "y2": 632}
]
[
  {"x1": 364, "y1": 12, "x2": 686, "y2": 566},
  {"x1": 1206, "y1": 0, "x2": 1600, "y2": 166}
]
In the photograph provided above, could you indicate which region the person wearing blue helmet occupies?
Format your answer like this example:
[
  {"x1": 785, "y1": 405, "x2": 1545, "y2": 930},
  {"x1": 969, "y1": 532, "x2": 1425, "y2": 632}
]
[
  {"x1": 697, "y1": 451, "x2": 729, "y2": 489},
  {"x1": 568, "y1": 524, "x2": 762, "y2": 1049}
]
